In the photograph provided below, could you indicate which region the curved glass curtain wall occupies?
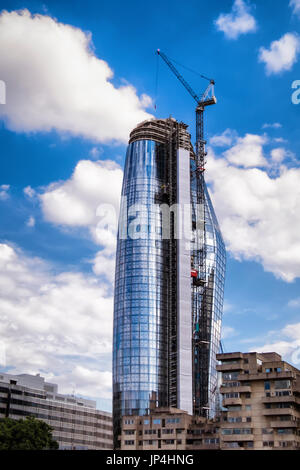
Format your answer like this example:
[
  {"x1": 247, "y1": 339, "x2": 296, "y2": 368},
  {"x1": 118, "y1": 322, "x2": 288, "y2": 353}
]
[
  {"x1": 113, "y1": 139, "x2": 168, "y2": 442},
  {"x1": 204, "y1": 184, "x2": 226, "y2": 416},
  {"x1": 191, "y1": 164, "x2": 226, "y2": 417}
]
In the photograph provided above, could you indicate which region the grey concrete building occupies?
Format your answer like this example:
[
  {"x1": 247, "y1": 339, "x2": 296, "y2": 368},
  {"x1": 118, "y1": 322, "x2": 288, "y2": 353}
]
[
  {"x1": 217, "y1": 352, "x2": 300, "y2": 450},
  {"x1": 0, "y1": 371, "x2": 113, "y2": 449}
]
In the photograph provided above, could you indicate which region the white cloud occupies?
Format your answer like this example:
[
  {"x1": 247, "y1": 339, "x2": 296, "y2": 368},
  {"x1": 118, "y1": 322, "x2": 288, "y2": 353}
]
[
  {"x1": 23, "y1": 185, "x2": 36, "y2": 198},
  {"x1": 221, "y1": 326, "x2": 238, "y2": 339},
  {"x1": 26, "y1": 216, "x2": 35, "y2": 227},
  {"x1": 41, "y1": 159, "x2": 122, "y2": 229},
  {"x1": 262, "y1": 122, "x2": 282, "y2": 129},
  {"x1": 215, "y1": 0, "x2": 257, "y2": 40},
  {"x1": 288, "y1": 297, "x2": 300, "y2": 308},
  {"x1": 290, "y1": 0, "x2": 300, "y2": 17},
  {"x1": 270, "y1": 147, "x2": 287, "y2": 164},
  {"x1": 0, "y1": 243, "x2": 113, "y2": 399},
  {"x1": 89, "y1": 147, "x2": 103, "y2": 160},
  {"x1": 0, "y1": 9, "x2": 153, "y2": 143},
  {"x1": 40, "y1": 158, "x2": 122, "y2": 281},
  {"x1": 259, "y1": 33, "x2": 300, "y2": 75},
  {"x1": 209, "y1": 129, "x2": 237, "y2": 147},
  {"x1": 0, "y1": 184, "x2": 10, "y2": 200},
  {"x1": 223, "y1": 133, "x2": 268, "y2": 168},
  {"x1": 206, "y1": 139, "x2": 300, "y2": 282},
  {"x1": 249, "y1": 322, "x2": 300, "y2": 368}
]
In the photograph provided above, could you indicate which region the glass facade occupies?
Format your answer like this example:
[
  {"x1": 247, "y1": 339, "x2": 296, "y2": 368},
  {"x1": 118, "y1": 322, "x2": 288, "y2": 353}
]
[
  {"x1": 191, "y1": 163, "x2": 226, "y2": 417},
  {"x1": 113, "y1": 140, "x2": 169, "y2": 442},
  {"x1": 113, "y1": 119, "x2": 226, "y2": 445}
]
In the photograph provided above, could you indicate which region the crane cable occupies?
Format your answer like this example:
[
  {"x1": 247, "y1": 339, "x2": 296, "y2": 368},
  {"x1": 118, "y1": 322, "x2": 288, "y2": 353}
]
[{"x1": 154, "y1": 51, "x2": 160, "y2": 112}]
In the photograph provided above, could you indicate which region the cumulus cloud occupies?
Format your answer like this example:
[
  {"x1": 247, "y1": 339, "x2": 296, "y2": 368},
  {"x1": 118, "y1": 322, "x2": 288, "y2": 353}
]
[
  {"x1": 262, "y1": 122, "x2": 282, "y2": 129},
  {"x1": 41, "y1": 159, "x2": 122, "y2": 228},
  {"x1": 206, "y1": 136, "x2": 300, "y2": 282},
  {"x1": 223, "y1": 133, "x2": 268, "y2": 168},
  {"x1": 209, "y1": 129, "x2": 237, "y2": 147},
  {"x1": 215, "y1": 0, "x2": 257, "y2": 40},
  {"x1": 249, "y1": 322, "x2": 300, "y2": 368},
  {"x1": 40, "y1": 158, "x2": 123, "y2": 280},
  {"x1": 0, "y1": 243, "x2": 113, "y2": 399},
  {"x1": 290, "y1": 0, "x2": 300, "y2": 17},
  {"x1": 259, "y1": 33, "x2": 300, "y2": 75},
  {"x1": 0, "y1": 184, "x2": 10, "y2": 200},
  {"x1": 26, "y1": 216, "x2": 35, "y2": 227},
  {"x1": 270, "y1": 147, "x2": 288, "y2": 164},
  {"x1": 0, "y1": 9, "x2": 152, "y2": 143},
  {"x1": 23, "y1": 186, "x2": 36, "y2": 198}
]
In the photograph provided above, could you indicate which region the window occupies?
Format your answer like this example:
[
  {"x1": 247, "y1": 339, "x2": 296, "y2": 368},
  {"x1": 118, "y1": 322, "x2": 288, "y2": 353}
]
[
  {"x1": 263, "y1": 441, "x2": 274, "y2": 447},
  {"x1": 275, "y1": 367, "x2": 282, "y2": 373},
  {"x1": 153, "y1": 419, "x2": 161, "y2": 425},
  {"x1": 265, "y1": 368, "x2": 272, "y2": 373},
  {"x1": 264, "y1": 381, "x2": 270, "y2": 390},
  {"x1": 245, "y1": 405, "x2": 251, "y2": 411},
  {"x1": 166, "y1": 417, "x2": 181, "y2": 424},
  {"x1": 144, "y1": 419, "x2": 149, "y2": 425},
  {"x1": 262, "y1": 428, "x2": 273, "y2": 434},
  {"x1": 124, "y1": 440, "x2": 134, "y2": 446},
  {"x1": 226, "y1": 405, "x2": 241, "y2": 411},
  {"x1": 124, "y1": 419, "x2": 134, "y2": 425},
  {"x1": 222, "y1": 372, "x2": 239, "y2": 381},
  {"x1": 277, "y1": 428, "x2": 293, "y2": 434},
  {"x1": 275, "y1": 380, "x2": 290, "y2": 390},
  {"x1": 224, "y1": 392, "x2": 240, "y2": 398},
  {"x1": 163, "y1": 439, "x2": 174, "y2": 444}
]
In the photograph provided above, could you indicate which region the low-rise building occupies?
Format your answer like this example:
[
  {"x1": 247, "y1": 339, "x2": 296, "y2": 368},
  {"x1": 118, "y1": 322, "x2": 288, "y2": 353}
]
[
  {"x1": 120, "y1": 407, "x2": 220, "y2": 450},
  {"x1": 217, "y1": 352, "x2": 300, "y2": 450},
  {"x1": 120, "y1": 352, "x2": 300, "y2": 451},
  {"x1": 0, "y1": 371, "x2": 113, "y2": 449}
]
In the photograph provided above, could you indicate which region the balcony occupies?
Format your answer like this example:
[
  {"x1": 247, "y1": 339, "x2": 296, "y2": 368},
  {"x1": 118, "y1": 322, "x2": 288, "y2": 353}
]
[
  {"x1": 222, "y1": 398, "x2": 242, "y2": 407},
  {"x1": 221, "y1": 434, "x2": 254, "y2": 442},
  {"x1": 220, "y1": 386, "x2": 251, "y2": 394},
  {"x1": 216, "y1": 362, "x2": 243, "y2": 372},
  {"x1": 238, "y1": 371, "x2": 296, "y2": 381},
  {"x1": 217, "y1": 353, "x2": 243, "y2": 361},
  {"x1": 262, "y1": 395, "x2": 299, "y2": 404},
  {"x1": 270, "y1": 420, "x2": 297, "y2": 428},
  {"x1": 263, "y1": 408, "x2": 296, "y2": 417}
]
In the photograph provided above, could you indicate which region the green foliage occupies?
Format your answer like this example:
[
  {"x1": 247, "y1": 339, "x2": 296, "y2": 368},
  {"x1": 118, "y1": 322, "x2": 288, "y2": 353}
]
[{"x1": 0, "y1": 416, "x2": 59, "y2": 450}]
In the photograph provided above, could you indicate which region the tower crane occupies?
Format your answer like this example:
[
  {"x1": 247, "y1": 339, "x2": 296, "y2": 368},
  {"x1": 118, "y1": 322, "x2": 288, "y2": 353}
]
[
  {"x1": 156, "y1": 49, "x2": 216, "y2": 170},
  {"x1": 156, "y1": 50, "x2": 217, "y2": 417}
]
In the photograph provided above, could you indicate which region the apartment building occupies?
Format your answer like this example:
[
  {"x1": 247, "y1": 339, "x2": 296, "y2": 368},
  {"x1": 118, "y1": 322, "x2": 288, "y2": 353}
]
[
  {"x1": 120, "y1": 407, "x2": 219, "y2": 450},
  {"x1": 217, "y1": 352, "x2": 300, "y2": 450},
  {"x1": 0, "y1": 371, "x2": 113, "y2": 449}
]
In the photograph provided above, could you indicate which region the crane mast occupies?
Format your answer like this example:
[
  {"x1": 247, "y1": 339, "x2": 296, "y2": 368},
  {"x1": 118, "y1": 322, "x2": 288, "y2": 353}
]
[
  {"x1": 156, "y1": 50, "x2": 217, "y2": 417},
  {"x1": 156, "y1": 49, "x2": 216, "y2": 170}
]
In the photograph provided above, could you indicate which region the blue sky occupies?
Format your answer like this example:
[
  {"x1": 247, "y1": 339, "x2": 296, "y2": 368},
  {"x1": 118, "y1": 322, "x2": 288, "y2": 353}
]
[{"x1": 0, "y1": 0, "x2": 300, "y2": 411}]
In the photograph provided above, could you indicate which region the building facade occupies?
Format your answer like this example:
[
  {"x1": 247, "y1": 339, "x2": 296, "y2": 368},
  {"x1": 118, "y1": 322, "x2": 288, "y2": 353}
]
[
  {"x1": 217, "y1": 352, "x2": 300, "y2": 450},
  {"x1": 0, "y1": 372, "x2": 113, "y2": 449},
  {"x1": 120, "y1": 351, "x2": 300, "y2": 451},
  {"x1": 120, "y1": 407, "x2": 220, "y2": 450},
  {"x1": 113, "y1": 118, "x2": 226, "y2": 446}
]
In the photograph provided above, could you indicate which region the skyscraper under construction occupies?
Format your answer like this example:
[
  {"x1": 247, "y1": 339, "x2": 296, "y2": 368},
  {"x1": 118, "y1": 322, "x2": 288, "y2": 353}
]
[{"x1": 113, "y1": 118, "x2": 226, "y2": 447}]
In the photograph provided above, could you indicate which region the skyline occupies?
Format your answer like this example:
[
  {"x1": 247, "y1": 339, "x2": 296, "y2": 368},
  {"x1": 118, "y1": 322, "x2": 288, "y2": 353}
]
[{"x1": 0, "y1": 0, "x2": 300, "y2": 412}]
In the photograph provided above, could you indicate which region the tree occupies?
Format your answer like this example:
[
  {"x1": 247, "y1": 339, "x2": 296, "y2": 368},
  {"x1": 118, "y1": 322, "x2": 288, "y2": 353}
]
[{"x1": 0, "y1": 416, "x2": 59, "y2": 450}]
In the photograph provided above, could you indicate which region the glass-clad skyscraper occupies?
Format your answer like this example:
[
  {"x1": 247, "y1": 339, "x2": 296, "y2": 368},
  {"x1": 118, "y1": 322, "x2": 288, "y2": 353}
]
[{"x1": 113, "y1": 118, "x2": 226, "y2": 447}]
